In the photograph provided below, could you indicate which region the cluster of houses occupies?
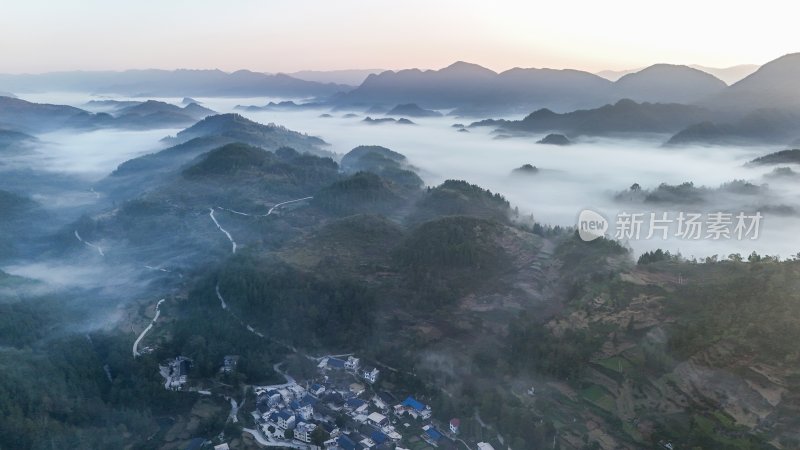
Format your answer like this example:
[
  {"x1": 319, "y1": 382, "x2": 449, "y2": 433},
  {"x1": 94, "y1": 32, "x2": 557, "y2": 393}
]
[
  {"x1": 161, "y1": 355, "x2": 240, "y2": 392},
  {"x1": 319, "y1": 356, "x2": 381, "y2": 385},
  {"x1": 250, "y1": 355, "x2": 464, "y2": 449},
  {"x1": 160, "y1": 356, "x2": 191, "y2": 391}
]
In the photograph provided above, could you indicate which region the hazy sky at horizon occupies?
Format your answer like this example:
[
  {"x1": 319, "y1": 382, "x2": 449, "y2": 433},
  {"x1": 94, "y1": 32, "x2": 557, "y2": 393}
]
[{"x1": 1, "y1": 0, "x2": 798, "y2": 74}]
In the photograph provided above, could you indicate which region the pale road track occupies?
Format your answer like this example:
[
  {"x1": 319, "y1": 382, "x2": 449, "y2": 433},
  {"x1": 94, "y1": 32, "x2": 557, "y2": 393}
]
[
  {"x1": 242, "y1": 428, "x2": 312, "y2": 449},
  {"x1": 216, "y1": 283, "x2": 228, "y2": 310},
  {"x1": 209, "y1": 207, "x2": 237, "y2": 253},
  {"x1": 132, "y1": 196, "x2": 319, "y2": 447},
  {"x1": 74, "y1": 230, "x2": 105, "y2": 256},
  {"x1": 132, "y1": 298, "x2": 165, "y2": 357},
  {"x1": 215, "y1": 196, "x2": 313, "y2": 218},
  {"x1": 267, "y1": 197, "x2": 313, "y2": 215}
]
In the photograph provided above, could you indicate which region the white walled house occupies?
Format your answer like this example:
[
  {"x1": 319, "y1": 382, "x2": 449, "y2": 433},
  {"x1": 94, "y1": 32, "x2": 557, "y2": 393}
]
[
  {"x1": 345, "y1": 356, "x2": 361, "y2": 371},
  {"x1": 361, "y1": 367, "x2": 380, "y2": 384},
  {"x1": 295, "y1": 422, "x2": 317, "y2": 443}
]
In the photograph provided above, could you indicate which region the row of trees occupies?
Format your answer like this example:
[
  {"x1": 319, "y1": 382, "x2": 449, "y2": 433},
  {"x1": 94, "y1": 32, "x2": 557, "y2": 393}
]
[{"x1": 639, "y1": 248, "x2": 789, "y2": 264}]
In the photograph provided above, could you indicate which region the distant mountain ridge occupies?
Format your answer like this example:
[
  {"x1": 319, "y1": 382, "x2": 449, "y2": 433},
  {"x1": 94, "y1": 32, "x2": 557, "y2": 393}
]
[
  {"x1": 665, "y1": 108, "x2": 800, "y2": 146},
  {"x1": 470, "y1": 99, "x2": 714, "y2": 137},
  {"x1": 612, "y1": 64, "x2": 726, "y2": 104},
  {"x1": 0, "y1": 69, "x2": 349, "y2": 98},
  {"x1": 0, "y1": 96, "x2": 216, "y2": 133},
  {"x1": 462, "y1": 53, "x2": 800, "y2": 145},
  {"x1": 659, "y1": 54, "x2": 800, "y2": 145},
  {"x1": 286, "y1": 69, "x2": 384, "y2": 86},
  {"x1": 688, "y1": 64, "x2": 759, "y2": 85},
  {"x1": 596, "y1": 64, "x2": 759, "y2": 84},
  {"x1": 333, "y1": 61, "x2": 730, "y2": 115},
  {"x1": 703, "y1": 53, "x2": 800, "y2": 113}
]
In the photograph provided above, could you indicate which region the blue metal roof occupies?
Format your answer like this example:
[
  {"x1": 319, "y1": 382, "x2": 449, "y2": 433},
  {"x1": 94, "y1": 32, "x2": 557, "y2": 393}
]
[
  {"x1": 328, "y1": 358, "x2": 346, "y2": 368},
  {"x1": 338, "y1": 435, "x2": 357, "y2": 450},
  {"x1": 425, "y1": 427, "x2": 443, "y2": 441},
  {"x1": 371, "y1": 430, "x2": 388, "y2": 444},
  {"x1": 402, "y1": 396, "x2": 426, "y2": 411}
]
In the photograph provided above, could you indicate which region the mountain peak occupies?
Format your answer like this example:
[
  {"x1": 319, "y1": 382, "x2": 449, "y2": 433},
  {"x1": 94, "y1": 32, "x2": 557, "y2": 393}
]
[
  {"x1": 613, "y1": 63, "x2": 725, "y2": 103},
  {"x1": 619, "y1": 63, "x2": 724, "y2": 82},
  {"x1": 439, "y1": 61, "x2": 496, "y2": 76},
  {"x1": 705, "y1": 52, "x2": 800, "y2": 112},
  {"x1": 736, "y1": 52, "x2": 800, "y2": 85}
]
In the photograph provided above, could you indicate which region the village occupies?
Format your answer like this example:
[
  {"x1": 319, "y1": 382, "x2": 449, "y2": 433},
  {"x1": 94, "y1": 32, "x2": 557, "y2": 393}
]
[
  {"x1": 157, "y1": 346, "x2": 501, "y2": 450},
  {"x1": 246, "y1": 355, "x2": 481, "y2": 450}
]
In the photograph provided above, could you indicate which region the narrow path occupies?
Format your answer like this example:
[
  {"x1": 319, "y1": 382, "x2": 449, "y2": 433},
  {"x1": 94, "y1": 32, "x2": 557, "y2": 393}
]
[
  {"x1": 131, "y1": 194, "x2": 315, "y2": 445},
  {"x1": 209, "y1": 207, "x2": 237, "y2": 253},
  {"x1": 216, "y1": 206, "x2": 258, "y2": 217},
  {"x1": 215, "y1": 283, "x2": 228, "y2": 310},
  {"x1": 74, "y1": 230, "x2": 105, "y2": 256},
  {"x1": 242, "y1": 428, "x2": 312, "y2": 449},
  {"x1": 216, "y1": 196, "x2": 313, "y2": 218},
  {"x1": 270, "y1": 362, "x2": 296, "y2": 387},
  {"x1": 228, "y1": 397, "x2": 239, "y2": 423},
  {"x1": 133, "y1": 298, "x2": 165, "y2": 357},
  {"x1": 267, "y1": 197, "x2": 313, "y2": 215}
]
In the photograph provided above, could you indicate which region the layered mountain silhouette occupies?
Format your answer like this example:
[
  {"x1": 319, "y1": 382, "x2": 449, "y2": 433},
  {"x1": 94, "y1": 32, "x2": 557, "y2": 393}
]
[
  {"x1": 0, "y1": 96, "x2": 216, "y2": 133},
  {"x1": 459, "y1": 53, "x2": 800, "y2": 145},
  {"x1": 385, "y1": 103, "x2": 442, "y2": 117},
  {"x1": 286, "y1": 69, "x2": 384, "y2": 86},
  {"x1": 0, "y1": 69, "x2": 349, "y2": 97},
  {"x1": 596, "y1": 64, "x2": 758, "y2": 85},
  {"x1": 611, "y1": 64, "x2": 726, "y2": 104},
  {"x1": 104, "y1": 114, "x2": 331, "y2": 198},
  {"x1": 470, "y1": 99, "x2": 713, "y2": 137},
  {"x1": 666, "y1": 109, "x2": 800, "y2": 146},
  {"x1": 162, "y1": 113, "x2": 329, "y2": 156},
  {"x1": 703, "y1": 53, "x2": 800, "y2": 113},
  {"x1": 665, "y1": 53, "x2": 800, "y2": 145},
  {"x1": 0, "y1": 96, "x2": 101, "y2": 132},
  {"x1": 688, "y1": 64, "x2": 759, "y2": 85},
  {"x1": 333, "y1": 61, "x2": 730, "y2": 115}
]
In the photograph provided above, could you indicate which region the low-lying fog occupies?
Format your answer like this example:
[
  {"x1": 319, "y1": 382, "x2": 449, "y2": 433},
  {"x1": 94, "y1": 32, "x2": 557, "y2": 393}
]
[
  {"x1": 11, "y1": 92, "x2": 800, "y2": 261},
  {"x1": 17, "y1": 128, "x2": 178, "y2": 180}
]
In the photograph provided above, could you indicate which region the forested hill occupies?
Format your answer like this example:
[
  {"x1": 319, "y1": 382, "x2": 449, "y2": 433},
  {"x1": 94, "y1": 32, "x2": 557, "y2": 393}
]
[{"x1": 3, "y1": 130, "x2": 800, "y2": 450}]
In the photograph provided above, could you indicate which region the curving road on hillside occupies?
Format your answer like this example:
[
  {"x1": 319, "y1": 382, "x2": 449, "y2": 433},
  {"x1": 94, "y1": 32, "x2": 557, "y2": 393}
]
[
  {"x1": 215, "y1": 283, "x2": 228, "y2": 310},
  {"x1": 215, "y1": 196, "x2": 313, "y2": 218},
  {"x1": 74, "y1": 230, "x2": 105, "y2": 256},
  {"x1": 209, "y1": 207, "x2": 237, "y2": 253},
  {"x1": 133, "y1": 298, "x2": 165, "y2": 357},
  {"x1": 267, "y1": 197, "x2": 313, "y2": 215}
]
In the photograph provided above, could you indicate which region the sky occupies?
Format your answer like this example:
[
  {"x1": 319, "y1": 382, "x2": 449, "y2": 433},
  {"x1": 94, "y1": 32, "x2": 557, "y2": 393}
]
[{"x1": 1, "y1": 0, "x2": 798, "y2": 74}]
